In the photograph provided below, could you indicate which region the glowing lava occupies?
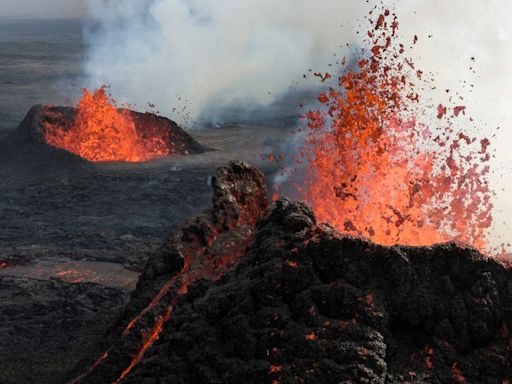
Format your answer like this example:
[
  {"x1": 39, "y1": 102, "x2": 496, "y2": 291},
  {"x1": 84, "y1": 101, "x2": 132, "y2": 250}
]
[
  {"x1": 44, "y1": 87, "x2": 172, "y2": 162},
  {"x1": 279, "y1": 10, "x2": 493, "y2": 250}
]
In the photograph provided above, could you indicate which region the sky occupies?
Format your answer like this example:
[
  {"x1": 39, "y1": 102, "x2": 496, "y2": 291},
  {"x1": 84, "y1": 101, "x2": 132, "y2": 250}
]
[
  {"x1": 0, "y1": 0, "x2": 84, "y2": 19},
  {"x1": 394, "y1": 0, "x2": 512, "y2": 246}
]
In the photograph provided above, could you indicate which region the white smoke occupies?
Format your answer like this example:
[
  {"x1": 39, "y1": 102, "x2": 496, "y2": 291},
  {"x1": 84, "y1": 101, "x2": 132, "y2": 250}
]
[
  {"x1": 83, "y1": 0, "x2": 367, "y2": 123},
  {"x1": 83, "y1": 0, "x2": 511, "y2": 249}
]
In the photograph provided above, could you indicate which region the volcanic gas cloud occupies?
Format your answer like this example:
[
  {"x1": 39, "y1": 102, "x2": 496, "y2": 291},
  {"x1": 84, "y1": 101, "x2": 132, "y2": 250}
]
[
  {"x1": 277, "y1": 10, "x2": 496, "y2": 254},
  {"x1": 43, "y1": 87, "x2": 201, "y2": 163}
]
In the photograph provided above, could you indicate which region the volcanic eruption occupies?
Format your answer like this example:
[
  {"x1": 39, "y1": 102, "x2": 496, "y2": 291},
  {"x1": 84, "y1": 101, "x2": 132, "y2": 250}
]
[
  {"x1": 43, "y1": 87, "x2": 203, "y2": 163},
  {"x1": 55, "y1": 9, "x2": 510, "y2": 383},
  {"x1": 275, "y1": 9, "x2": 497, "y2": 255},
  {"x1": 0, "y1": 86, "x2": 204, "y2": 182},
  {"x1": 64, "y1": 161, "x2": 512, "y2": 384},
  {"x1": 0, "y1": 3, "x2": 510, "y2": 384}
]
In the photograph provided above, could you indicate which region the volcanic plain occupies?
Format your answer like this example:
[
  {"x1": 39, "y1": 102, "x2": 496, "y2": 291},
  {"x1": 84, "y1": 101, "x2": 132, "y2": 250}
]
[{"x1": 0, "y1": 19, "x2": 286, "y2": 384}]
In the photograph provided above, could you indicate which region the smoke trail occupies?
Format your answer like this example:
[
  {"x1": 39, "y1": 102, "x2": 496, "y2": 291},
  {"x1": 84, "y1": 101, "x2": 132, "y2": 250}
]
[{"x1": 83, "y1": 0, "x2": 367, "y2": 123}]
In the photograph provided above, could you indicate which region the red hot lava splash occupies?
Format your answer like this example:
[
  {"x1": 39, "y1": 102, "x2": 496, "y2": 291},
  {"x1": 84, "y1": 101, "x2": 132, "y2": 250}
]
[
  {"x1": 44, "y1": 87, "x2": 173, "y2": 162},
  {"x1": 278, "y1": 10, "x2": 493, "y2": 250}
]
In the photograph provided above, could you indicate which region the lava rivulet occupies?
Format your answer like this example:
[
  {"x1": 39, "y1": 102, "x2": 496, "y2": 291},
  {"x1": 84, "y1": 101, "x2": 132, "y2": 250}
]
[
  {"x1": 72, "y1": 234, "x2": 251, "y2": 384},
  {"x1": 65, "y1": 162, "x2": 268, "y2": 384},
  {"x1": 279, "y1": 10, "x2": 494, "y2": 250}
]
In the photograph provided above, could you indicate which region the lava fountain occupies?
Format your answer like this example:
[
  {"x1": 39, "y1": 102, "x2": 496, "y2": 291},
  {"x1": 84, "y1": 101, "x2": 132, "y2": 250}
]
[
  {"x1": 43, "y1": 87, "x2": 202, "y2": 163},
  {"x1": 277, "y1": 10, "x2": 494, "y2": 251}
]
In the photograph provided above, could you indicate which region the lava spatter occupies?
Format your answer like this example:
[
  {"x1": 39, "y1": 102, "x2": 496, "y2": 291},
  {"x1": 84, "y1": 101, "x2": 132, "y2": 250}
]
[
  {"x1": 43, "y1": 87, "x2": 175, "y2": 162},
  {"x1": 278, "y1": 9, "x2": 494, "y2": 250}
]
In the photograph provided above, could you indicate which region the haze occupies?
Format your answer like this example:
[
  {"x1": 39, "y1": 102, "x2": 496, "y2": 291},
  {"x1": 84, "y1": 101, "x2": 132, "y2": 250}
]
[{"x1": 0, "y1": 0, "x2": 84, "y2": 19}]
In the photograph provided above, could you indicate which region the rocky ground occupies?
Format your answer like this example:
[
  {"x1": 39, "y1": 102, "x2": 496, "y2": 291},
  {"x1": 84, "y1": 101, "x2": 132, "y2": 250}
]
[
  {"x1": 65, "y1": 162, "x2": 511, "y2": 384},
  {"x1": 0, "y1": 276, "x2": 128, "y2": 384},
  {"x1": 0, "y1": 113, "x2": 286, "y2": 384}
]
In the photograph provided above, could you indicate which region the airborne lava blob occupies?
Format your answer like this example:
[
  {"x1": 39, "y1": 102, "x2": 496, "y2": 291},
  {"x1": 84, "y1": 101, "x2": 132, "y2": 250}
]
[
  {"x1": 278, "y1": 10, "x2": 494, "y2": 250},
  {"x1": 44, "y1": 87, "x2": 173, "y2": 162}
]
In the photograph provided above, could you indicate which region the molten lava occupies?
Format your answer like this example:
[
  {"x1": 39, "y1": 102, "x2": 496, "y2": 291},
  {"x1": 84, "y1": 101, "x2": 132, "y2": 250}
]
[
  {"x1": 44, "y1": 87, "x2": 173, "y2": 162},
  {"x1": 279, "y1": 10, "x2": 493, "y2": 250}
]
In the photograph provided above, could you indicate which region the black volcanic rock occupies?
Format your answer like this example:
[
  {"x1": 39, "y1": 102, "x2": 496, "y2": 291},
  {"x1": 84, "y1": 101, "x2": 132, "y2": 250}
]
[
  {"x1": 69, "y1": 162, "x2": 512, "y2": 384},
  {"x1": 0, "y1": 276, "x2": 128, "y2": 384},
  {"x1": 127, "y1": 108, "x2": 204, "y2": 155},
  {"x1": 0, "y1": 105, "x2": 92, "y2": 182}
]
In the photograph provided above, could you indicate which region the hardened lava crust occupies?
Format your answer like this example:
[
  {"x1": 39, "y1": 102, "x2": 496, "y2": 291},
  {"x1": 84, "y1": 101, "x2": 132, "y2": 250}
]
[{"x1": 68, "y1": 161, "x2": 511, "y2": 384}]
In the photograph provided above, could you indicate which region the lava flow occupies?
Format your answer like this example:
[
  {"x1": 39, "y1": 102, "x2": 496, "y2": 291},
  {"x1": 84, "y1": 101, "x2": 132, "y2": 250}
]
[
  {"x1": 66, "y1": 162, "x2": 268, "y2": 384},
  {"x1": 278, "y1": 9, "x2": 494, "y2": 250},
  {"x1": 43, "y1": 87, "x2": 173, "y2": 162}
]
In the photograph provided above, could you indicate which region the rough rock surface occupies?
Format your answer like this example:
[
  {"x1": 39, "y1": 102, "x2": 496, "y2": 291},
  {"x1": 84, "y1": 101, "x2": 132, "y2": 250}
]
[
  {"x1": 69, "y1": 162, "x2": 512, "y2": 384},
  {"x1": 0, "y1": 105, "x2": 92, "y2": 182},
  {"x1": 128, "y1": 108, "x2": 204, "y2": 155},
  {"x1": 0, "y1": 276, "x2": 128, "y2": 384}
]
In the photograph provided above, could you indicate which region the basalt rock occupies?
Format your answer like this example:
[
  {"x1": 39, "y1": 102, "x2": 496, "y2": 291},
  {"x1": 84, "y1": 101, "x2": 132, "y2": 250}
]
[
  {"x1": 0, "y1": 105, "x2": 92, "y2": 182},
  {"x1": 0, "y1": 276, "x2": 128, "y2": 384},
  {"x1": 69, "y1": 162, "x2": 512, "y2": 384}
]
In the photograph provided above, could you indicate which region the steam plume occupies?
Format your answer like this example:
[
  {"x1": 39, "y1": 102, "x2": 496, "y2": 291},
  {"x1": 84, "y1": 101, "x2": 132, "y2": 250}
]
[
  {"x1": 83, "y1": 0, "x2": 366, "y2": 122},
  {"x1": 83, "y1": 0, "x2": 511, "y2": 251}
]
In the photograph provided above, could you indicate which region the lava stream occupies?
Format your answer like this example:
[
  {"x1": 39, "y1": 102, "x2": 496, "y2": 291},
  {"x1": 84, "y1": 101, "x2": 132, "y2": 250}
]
[{"x1": 113, "y1": 306, "x2": 174, "y2": 384}]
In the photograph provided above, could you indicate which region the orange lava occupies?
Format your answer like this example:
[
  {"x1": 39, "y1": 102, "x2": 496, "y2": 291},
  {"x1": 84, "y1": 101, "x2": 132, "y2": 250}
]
[
  {"x1": 44, "y1": 87, "x2": 171, "y2": 162},
  {"x1": 67, "y1": 352, "x2": 110, "y2": 384},
  {"x1": 123, "y1": 276, "x2": 179, "y2": 335},
  {"x1": 424, "y1": 346, "x2": 434, "y2": 369},
  {"x1": 113, "y1": 306, "x2": 173, "y2": 384},
  {"x1": 269, "y1": 365, "x2": 282, "y2": 374},
  {"x1": 282, "y1": 10, "x2": 493, "y2": 249},
  {"x1": 451, "y1": 363, "x2": 467, "y2": 383}
]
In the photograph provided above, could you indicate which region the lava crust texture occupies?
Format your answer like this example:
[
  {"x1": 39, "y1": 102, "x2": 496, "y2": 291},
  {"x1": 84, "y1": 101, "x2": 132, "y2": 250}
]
[
  {"x1": 70, "y1": 162, "x2": 512, "y2": 384},
  {"x1": 0, "y1": 105, "x2": 91, "y2": 181}
]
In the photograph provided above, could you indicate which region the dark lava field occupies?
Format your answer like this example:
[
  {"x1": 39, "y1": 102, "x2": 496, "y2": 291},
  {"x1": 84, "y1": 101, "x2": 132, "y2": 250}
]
[
  {"x1": 0, "y1": 19, "x2": 285, "y2": 384},
  {"x1": 1, "y1": 18, "x2": 511, "y2": 384}
]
